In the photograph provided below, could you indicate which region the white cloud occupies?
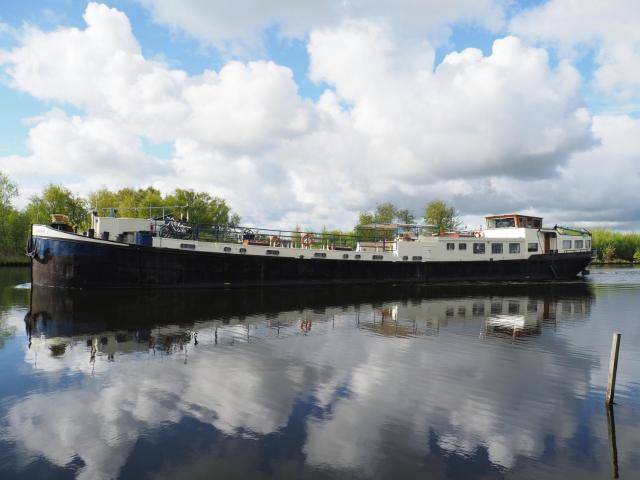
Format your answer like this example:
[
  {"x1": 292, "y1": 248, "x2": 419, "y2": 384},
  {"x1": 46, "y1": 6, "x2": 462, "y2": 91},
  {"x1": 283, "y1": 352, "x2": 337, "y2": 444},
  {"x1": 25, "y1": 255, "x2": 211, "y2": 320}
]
[
  {"x1": 0, "y1": 109, "x2": 171, "y2": 194},
  {"x1": 137, "y1": 0, "x2": 506, "y2": 52},
  {"x1": 308, "y1": 23, "x2": 593, "y2": 183},
  {"x1": 510, "y1": 0, "x2": 640, "y2": 101},
  {"x1": 6, "y1": 2, "x2": 640, "y2": 229}
]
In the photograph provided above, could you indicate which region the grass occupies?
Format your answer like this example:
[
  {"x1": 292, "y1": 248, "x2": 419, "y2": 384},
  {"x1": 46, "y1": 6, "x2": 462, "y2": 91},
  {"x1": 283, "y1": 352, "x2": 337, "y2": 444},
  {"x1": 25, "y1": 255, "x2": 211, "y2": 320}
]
[{"x1": 0, "y1": 254, "x2": 30, "y2": 266}]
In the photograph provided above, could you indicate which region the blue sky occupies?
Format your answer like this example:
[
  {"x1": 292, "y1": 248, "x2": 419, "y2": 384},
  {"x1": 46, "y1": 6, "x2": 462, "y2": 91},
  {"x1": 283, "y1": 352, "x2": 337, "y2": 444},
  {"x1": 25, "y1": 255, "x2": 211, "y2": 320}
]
[{"x1": 1, "y1": 1, "x2": 639, "y2": 229}]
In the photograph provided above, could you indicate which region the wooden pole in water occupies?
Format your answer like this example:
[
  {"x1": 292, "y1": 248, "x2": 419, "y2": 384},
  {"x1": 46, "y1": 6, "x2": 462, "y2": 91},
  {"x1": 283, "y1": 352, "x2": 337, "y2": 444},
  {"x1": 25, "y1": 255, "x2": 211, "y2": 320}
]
[
  {"x1": 606, "y1": 404, "x2": 619, "y2": 478},
  {"x1": 606, "y1": 332, "x2": 621, "y2": 405}
]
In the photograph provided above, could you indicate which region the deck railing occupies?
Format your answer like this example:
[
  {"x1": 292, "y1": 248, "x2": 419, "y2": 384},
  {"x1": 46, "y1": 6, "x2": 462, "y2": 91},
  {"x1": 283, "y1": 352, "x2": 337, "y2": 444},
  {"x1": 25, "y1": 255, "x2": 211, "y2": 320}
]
[{"x1": 151, "y1": 220, "x2": 398, "y2": 252}]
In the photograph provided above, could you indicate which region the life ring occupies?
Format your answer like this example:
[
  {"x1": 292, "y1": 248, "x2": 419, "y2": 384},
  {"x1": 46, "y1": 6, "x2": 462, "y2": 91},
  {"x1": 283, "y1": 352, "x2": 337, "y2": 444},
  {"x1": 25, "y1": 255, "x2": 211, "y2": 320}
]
[{"x1": 302, "y1": 233, "x2": 314, "y2": 248}]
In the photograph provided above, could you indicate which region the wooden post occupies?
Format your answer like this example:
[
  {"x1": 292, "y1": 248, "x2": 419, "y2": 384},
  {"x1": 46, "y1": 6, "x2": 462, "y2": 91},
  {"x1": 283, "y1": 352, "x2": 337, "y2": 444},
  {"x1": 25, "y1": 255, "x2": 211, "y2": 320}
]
[
  {"x1": 606, "y1": 332, "x2": 621, "y2": 405},
  {"x1": 606, "y1": 404, "x2": 619, "y2": 478}
]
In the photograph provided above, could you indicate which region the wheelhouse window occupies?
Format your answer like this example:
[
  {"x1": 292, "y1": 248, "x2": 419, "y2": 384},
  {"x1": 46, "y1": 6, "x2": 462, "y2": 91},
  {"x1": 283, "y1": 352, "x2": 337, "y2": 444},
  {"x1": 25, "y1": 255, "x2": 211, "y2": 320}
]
[
  {"x1": 487, "y1": 217, "x2": 515, "y2": 228},
  {"x1": 491, "y1": 243, "x2": 503, "y2": 254},
  {"x1": 509, "y1": 243, "x2": 520, "y2": 254},
  {"x1": 575, "y1": 240, "x2": 584, "y2": 249},
  {"x1": 586, "y1": 240, "x2": 591, "y2": 249},
  {"x1": 528, "y1": 243, "x2": 538, "y2": 252},
  {"x1": 459, "y1": 243, "x2": 467, "y2": 250},
  {"x1": 473, "y1": 243, "x2": 485, "y2": 254},
  {"x1": 446, "y1": 243, "x2": 455, "y2": 251},
  {"x1": 562, "y1": 240, "x2": 572, "y2": 249}
]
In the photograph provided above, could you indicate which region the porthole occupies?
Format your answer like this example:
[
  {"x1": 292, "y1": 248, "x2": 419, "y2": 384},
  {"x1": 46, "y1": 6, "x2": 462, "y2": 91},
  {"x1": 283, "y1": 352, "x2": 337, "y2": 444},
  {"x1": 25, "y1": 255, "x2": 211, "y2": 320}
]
[
  {"x1": 223, "y1": 246, "x2": 231, "y2": 252},
  {"x1": 266, "y1": 250, "x2": 280, "y2": 256},
  {"x1": 314, "y1": 252, "x2": 327, "y2": 258},
  {"x1": 412, "y1": 256, "x2": 422, "y2": 261},
  {"x1": 239, "y1": 248, "x2": 247, "y2": 253},
  {"x1": 342, "y1": 254, "x2": 349, "y2": 259},
  {"x1": 372, "y1": 255, "x2": 383, "y2": 260},
  {"x1": 355, "y1": 254, "x2": 361, "y2": 259}
]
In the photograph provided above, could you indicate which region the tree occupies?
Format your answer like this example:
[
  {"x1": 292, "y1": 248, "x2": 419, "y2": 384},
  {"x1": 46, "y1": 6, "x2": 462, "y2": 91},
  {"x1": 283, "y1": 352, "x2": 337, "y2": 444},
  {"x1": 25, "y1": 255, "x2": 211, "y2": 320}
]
[
  {"x1": 0, "y1": 172, "x2": 18, "y2": 210},
  {"x1": 0, "y1": 172, "x2": 27, "y2": 259},
  {"x1": 165, "y1": 189, "x2": 239, "y2": 225},
  {"x1": 395, "y1": 208, "x2": 415, "y2": 224},
  {"x1": 423, "y1": 200, "x2": 460, "y2": 233},
  {"x1": 26, "y1": 184, "x2": 89, "y2": 230}
]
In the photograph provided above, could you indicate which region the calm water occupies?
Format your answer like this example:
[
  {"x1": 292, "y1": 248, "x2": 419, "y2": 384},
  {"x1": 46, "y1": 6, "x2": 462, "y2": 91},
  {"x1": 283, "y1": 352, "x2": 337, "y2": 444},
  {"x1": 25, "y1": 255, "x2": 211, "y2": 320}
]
[{"x1": 1, "y1": 267, "x2": 639, "y2": 479}]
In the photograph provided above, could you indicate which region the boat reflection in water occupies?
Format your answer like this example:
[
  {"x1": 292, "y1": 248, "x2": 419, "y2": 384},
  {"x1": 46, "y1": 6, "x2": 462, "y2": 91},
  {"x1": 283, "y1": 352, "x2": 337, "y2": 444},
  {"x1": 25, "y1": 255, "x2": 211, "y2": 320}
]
[
  {"x1": 26, "y1": 282, "x2": 593, "y2": 358},
  {"x1": 18, "y1": 282, "x2": 604, "y2": 479}
]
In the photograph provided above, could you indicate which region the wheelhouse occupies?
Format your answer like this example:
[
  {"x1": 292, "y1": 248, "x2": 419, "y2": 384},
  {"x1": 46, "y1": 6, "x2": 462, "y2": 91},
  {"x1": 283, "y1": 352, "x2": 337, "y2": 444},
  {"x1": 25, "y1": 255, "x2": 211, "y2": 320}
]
[{"x1": 486, "y1": 214, "x2": 542, "y2": 229}]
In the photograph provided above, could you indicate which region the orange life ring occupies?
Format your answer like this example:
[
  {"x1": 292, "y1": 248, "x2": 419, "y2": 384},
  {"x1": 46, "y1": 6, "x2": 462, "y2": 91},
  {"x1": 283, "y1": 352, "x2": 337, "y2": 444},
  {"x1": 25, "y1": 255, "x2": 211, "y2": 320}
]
[{"x1": 302, "y1": 233, "x2": 314, "y2": 248}]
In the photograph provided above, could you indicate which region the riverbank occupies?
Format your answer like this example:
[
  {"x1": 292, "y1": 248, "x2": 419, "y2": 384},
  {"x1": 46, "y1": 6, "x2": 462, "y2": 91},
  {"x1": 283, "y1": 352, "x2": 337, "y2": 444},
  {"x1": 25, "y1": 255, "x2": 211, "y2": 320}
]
[{"x1": 0, "y1": 256, "x2": 30, "y2": 266}]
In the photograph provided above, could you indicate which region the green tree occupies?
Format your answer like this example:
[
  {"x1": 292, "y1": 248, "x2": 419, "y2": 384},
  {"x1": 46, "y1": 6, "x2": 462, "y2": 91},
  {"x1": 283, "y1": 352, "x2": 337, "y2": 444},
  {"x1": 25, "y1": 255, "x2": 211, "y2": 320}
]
[
  {"x1": 0, "y1": 172, "x2": 18, "y2": 210},
  {"x1": 0, "y1": 172, "x2": 27, "y2": 260},
  {"x1": 395, "y1": 208, "x2": 415, "y2": 224},
  {"x1": 164, "y1": 189, "x2": 240, "y2": 225},
  {"x1": 634, "y1": 248, "x2": 640, "y2": 263},
  {"x1": 423, "y1": 200, "x2": 460, "y2": 233},
  {"x1": 26, "y1": 184, "x2": 89, "y2": 230}
]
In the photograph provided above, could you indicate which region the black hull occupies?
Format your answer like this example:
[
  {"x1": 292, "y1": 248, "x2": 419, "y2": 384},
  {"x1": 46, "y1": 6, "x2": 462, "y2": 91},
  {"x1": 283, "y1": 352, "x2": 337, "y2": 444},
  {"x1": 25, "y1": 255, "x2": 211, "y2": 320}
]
[{"x1": 30, "y1": 235, "x2": 593, "y2": 289}]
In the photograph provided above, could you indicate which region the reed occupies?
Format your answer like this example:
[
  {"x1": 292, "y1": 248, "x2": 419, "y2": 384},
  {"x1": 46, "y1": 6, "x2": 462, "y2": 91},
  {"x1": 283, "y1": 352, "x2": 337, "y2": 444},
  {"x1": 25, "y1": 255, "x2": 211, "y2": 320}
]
[{"x1": 591, "y1": 229, "x2": 640, "y2": 262}]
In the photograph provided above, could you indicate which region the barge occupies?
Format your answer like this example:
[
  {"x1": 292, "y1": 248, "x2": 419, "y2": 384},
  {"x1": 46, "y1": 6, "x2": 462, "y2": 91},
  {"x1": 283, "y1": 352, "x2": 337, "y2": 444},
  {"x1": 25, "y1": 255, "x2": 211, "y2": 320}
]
[{"x1": 27, "y1": 213, "x2": 594, "y2": 288}]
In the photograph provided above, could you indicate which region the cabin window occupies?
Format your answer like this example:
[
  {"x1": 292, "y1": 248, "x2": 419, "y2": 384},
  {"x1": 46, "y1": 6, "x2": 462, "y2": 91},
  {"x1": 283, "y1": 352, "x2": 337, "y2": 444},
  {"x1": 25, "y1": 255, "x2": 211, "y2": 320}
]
[
  {"x1": 459, "y1": 243, "x2": 467, "y2": 250},
  {"x1": 528, "y1": 243, "x2": 538, "y2": 252},
  {"x1": 239, "y1": 248, "x2": 247, "y2": 253},
  {"x1": 509, "y1": 243, "x2": 520, "y2": 254},
  {"x1": 412, "y1": 256, "x2": 422, "y2": 261},
  {"x1": 491, "y1": 243, "x2": 503, "y2": 254},
  {"x1": 402, "y1": 256, "x2": 408, "y2": 261},
  {"x1": 446, "y1": 243, "x2": 455, "y2": 251},
  {"x1": 223, "y1": 247, "x2": 231, "y2": 252},
  {"x1": 527, "y1": 302, "x2": 538, "y2": 313},
  {"x1": 586, "y1": 240, "x2": 591, "y2": 249},
  {"x1": 372, "y1": 255, "x2": 383, "y2": 260},
  {"x1": 508, "y1": 302, "x2": 520, "y2": 314},
  {"x1": 575, "y1": 240, "x2": 584, "y2": 249},
  {"x1": 180, "y1": 243, "x2": 195, "y2": 250},
  {"x1": 355, "y1": 254, "x2": 361, "y2": 259},
  {"x1": 458, "y1": 306, "x2": 466, "y2": 316},
  {"x1": 314, "y1": 252, "x2": 327, "y2": 258},
  {"x1": 343, "y1": 254, "x2": 349, "y2": 259},
  {"x1": 446, "y1": 306, "x2": 454, "y2": 317},
  {"x1": 472, "y1": 303, "x2": 485, "y2": 316},
  {"x1": 562, "y1": 240, "x2": 572, "y2": 249},
  {"x1": 266, "y1": 250, "x2": 280, "y2": 256},
  {"x1": 491, "y1": 302, "x2": 502, "y2": 314},
  {"x1": 473, "y1": 243, "x2": 485, "y2": 254}
]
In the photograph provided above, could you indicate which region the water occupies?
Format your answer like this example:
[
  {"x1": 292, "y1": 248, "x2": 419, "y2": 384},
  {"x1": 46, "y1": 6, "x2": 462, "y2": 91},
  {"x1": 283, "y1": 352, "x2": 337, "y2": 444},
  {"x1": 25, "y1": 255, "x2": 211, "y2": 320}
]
[{"x1": 1, "y1": 266, "x2": 639, "y2": 479}]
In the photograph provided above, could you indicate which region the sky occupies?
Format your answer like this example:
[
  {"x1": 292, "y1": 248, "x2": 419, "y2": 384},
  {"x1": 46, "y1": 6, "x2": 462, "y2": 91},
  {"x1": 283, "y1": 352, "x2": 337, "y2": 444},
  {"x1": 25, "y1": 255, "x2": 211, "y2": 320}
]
[{"x1": 0, "y1": 0, "x2": 639, "y2": 230}]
